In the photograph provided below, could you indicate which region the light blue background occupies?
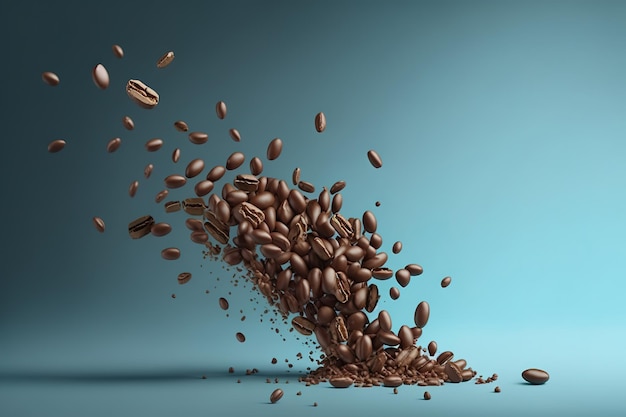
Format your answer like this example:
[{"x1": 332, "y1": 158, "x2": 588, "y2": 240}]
[{"x1": 1, "y1": 1, "x2": 625, "y2": 416}]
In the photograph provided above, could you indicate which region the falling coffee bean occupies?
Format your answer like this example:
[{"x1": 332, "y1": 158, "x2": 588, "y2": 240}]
[{"x1": 236, "y1": 332, "x2": 246, "y2": 343}]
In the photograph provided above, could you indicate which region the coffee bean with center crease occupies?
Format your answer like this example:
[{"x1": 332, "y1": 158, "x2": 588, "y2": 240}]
[
  {"x1": 188, "y1": 131, "x2": 208, "y2": 145},
  {"x1": 226, "y1": 152, "x2": 245, "y2": 170},
  {"x1": 229, "y1": 128, "x2": 241, "y2": 142},
  {"x1": 145, "y1": 138, "x2": 163, "y2": 152},
  {"x1": 174, "y1": 120, "x2": 189, "y2": 132},
  {"x1": 107, "y1": 138, "x2": 121, "y2": 153},
  {"x1": 441, "y1": 276, "x2": 452, "y2": 287},
  {"x1": 92, "y1": 216, "x2": 105, "y2": 233},
  {"x1": 164, "y1": 175, "x2": 186, "y2": 189},
  {"x1": 177, "y1": 272, "x2": 191, "y2": 284},
  {"x1": 156, "y1": 51, "x2": 175, "y2": 68},
  {"x1": 91, "y1": 63, "x2": 110, "y2": 89},
  {"x1": 372, "y1": 267, "x2": 393, "y2": 280},
  {"x1": 292, "y1": 168, "x2": 301, "y2": 185},
  {"x1": 330, "y1": 180, "x2": 346, "y2": 194},
  {"x1": 355, "y1": 335, "x2": 373, "y2": 361},
  {"x1": 128, "y1": 215, "x2": 154, "y2": 239},
  {"x1": 405, "y1": 264, "x2": 424, "y2": 276},
  {"x1": 126, "y1": 79, "x2": 159, "y2": 109},
  {"x1": 122, "y1": 116, "x2": 134, "y2": 130},
  {"x1": 267, "y1": 138, "x2": 283, "y2": 160},
  {"x1": 48, "y1": 139, "x2": 66, "y2": 153},
  {"x1": 292, "y1": 316, "x2": 316, "y2": 336},
  {"x1": 216, "y1": 101, "x2": 227, "y2": 119},
  {"x1": 436, "y1": 351, "x2": 454, "y2": 365},
  {"x1": 414, "y1": 301, "x2": 430, "y2": 328},
  {"x1": 365, "y1": 284, "x2": 380, "y2": 312},
  {"x1": 315, "y1": 112, "x2": 326, "y2": 133},
  {"x1": 144, "y1": 164, "x2": 153, "y2": 179},
  {"x1": 383, "y1": 375, "x2": 403, "y2": 387},
  {"x1": 164, "y1": 201, "x2": 181, "y2": 213},
  {"x1": 183, "y1": 198, "x2": 205, "y2": 215},
  {"x1": 269, "y1": 388, "x2": 283, "y2": 404},
  {"x1": 445, "y1": 361, "x2": 463, "y2": 383},
  {"x1": 161, "y1": 247, "x2": 180, "y2": 260},
  {"x1": 331, "y1": 193, "x2": 343, "y2": 213},
  {"x1": 298, "y1": 181, "x2": 315, "y2": 193}
]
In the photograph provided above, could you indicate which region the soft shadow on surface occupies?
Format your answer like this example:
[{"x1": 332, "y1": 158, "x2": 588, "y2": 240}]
[{"x1": 0, "y1": 365, "x2": 307, "y2": 384}]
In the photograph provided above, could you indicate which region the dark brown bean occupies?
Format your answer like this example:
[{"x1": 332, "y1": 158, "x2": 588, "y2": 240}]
[
  {"x1": 441, "y1": 276, "x2": 452, "y2": 287},
  {"x1": 331, "y1": 193, "x2": 343, "y2": 213},
  {"x1": 92, "y1": 63, "x2": 110, "y2": 89},
  {"x1": 164, "y1": 175, "x2": 186, "y2": 189},
  {"x1": 177, "y1": 272, "x2": 191, "y2": 284},
  {"x1": 392, "y1": 241, "x2": 402, "y2": 254},
  {"x1": 219, "y1": 297, "x2": 229, "y2": 310},
  {"x1": 226, "y1": 152, "x2": 245, "y2": 170},
  {"x1": 389, "y1": 287, "x2": 400, "y2": 300},
  {"x1": 155, "y1": 189, "x2": 169, "y2": 203},
  {"x1": 236, "y1": 332, "x2": 246, "y2": 343},
  {"x1": 48, "y1": 139, "x2": 66, "y2": 153},
  {"x1": 185, "y1": 159, "x2": 205, "y2": 178},
  {"x1": 172, "y1": 148, "x2": 181, "y2": 163},
  {"x1": 161, "y1": 247, "x2": 181, "y2": 260},
  {"x1": 330, "y1": 181, "x2": 345, "y2": 194},
  {"x1": 144, "y1": 164, "x2": 154, "y2": 179},
  {"x1": 206, "y1": 165, "x2": 226, "y2": 182},
  {"x1": 216, "y1": 101, "x2": 227, "y2": 119},
  {"x1": 250, "y1": 157, "x2": 263, "y2": 175},
  {"x1": 195, "y1": 180, "x2": 214, "y2": 197},
  {"x1": 522, "y1": 368, "x2": 550, "y2": 385},
  {"x1": 92, "y1": 216, "x2": 105, "y2": 233},
  {"x1": 395, "y1": 269, "x2": 411, "y2": 287},
  {"x1": 414, "y1": 301, "x2": 430, "y2": 328},
  {"x1": 229, "y1": 128, "x2": 241, "y2": 142},
  {"x1": 315, "y1": 112, "x2": 326, "y2": 133},
  {"x1": 428, "y1": 341, "x2": 437, "y2": 356},
  {"x1": 42, "y1": 71, "x2": 59, "y2": 86},
  {"x1": 188, "y1": 131, "x2": 208, "y2": 145},
  {"x1": 298, "y1": 180, "x2": 315, "y2": 193},
  {"x1": 128, "y1": 180, "x2": 139, "y2": 197},
  {"x1": 362, "y1": 210, "x2": 377, "y2": 233},
  {"x1": 367, "y1": 149, "x2": 383, "y2": 168},
  {"x1": 122, "y1": 116, "x2": 134, "y2": 130},
  {"x1": 406, "y1": 264, "x2": 424, "y2": 276},
  {"x1": 107, "y1": 138, "x2": 121, "y2": 153},
  {"x1": 151, "y1": 222, "x2": 172, "y2": 237},
  {"x1": 269, "y1": 388, "x2": 283, "y2": 403},
  {"x1": 156, "y1": 51, "x2": 175, "y2": 68},
  {"x1": 146, "y1": 138, "x2": 163, "y2": 152},
  {"x1": 174, "y1": 120, "x2": 189, "y2": 132},
  {"x1": 266, "y1": 138, "x2": 283, "y2": 160}
]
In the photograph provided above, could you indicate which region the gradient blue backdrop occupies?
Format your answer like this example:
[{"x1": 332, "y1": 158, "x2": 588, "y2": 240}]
[{"x1": 1, "y1": 1, "x2": 625, "y2": 416}]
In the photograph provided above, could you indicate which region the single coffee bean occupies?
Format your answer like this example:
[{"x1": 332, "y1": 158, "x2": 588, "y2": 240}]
[
  {"x1": 120, "y1": 116, "x2": 134, "y2": 132},
  {"x1": 188, "y1": 131, "x2": 208, "y2": 145},
  {"x1": 226, "y1": 152, "x2": 245, "y2": 170},
  {"x1": 383, "y1": 375, "x2": 403, "y2": 388},
  {"x1": 195, "y1": 180, "x2": 214, "y2": 197},
  {"x1": 441, "y1": 276, "x2": 452, "y2": 287},
  {"x1": 398, "y1": 325, "x2": 414, "y2": 349},
  {"x1": 112, "y1": 44, "x2": 124, "y2": 58},
  {"x1": 164, "y1": 175, "x2": 187, "y2": 189},
  {"x1": 329, "y1": 376, "x2": 354, "y2": 388},
  {"x1": 47, "y1": 139, "x2": 66, "y2": 153},
  {"x1": 405, "y1": 263, "x2": 424, "y2": 276},
  {"x1": 190, "y1": 231, "x2": 209, "y2": 244},
  {"x1": 365, "y1": 283, "x2": 380, "y2": 312},
  {"x1": 174, "y1": 120, "x2": 189, "y2": 132},
  {"x1": 454, "y1": 359, "x2": 467, "y2": 370},
  {"x1": 414, "y1": 301, "x2": 430, "y2": 328},
  {"x1": 144, "y1": 164, "x2": 153, "y2": 179},
  {"x1": 298, "y1": 180, "x2": 315, "y2": 193},
  {"x1": 367, "y1": 149, "x2": 383, "y2": 168},
  {"x1": 375, "y1": 201, "x2": 381, "y2": 206},
  {"x1": 315, "y1": 112, "x2": 326, "y2": 132},
  {"x1": 42, "y1": 71, "x2": 60, "y2": 86},
  {"x1": 126, "y1": 79, "x2": 159, "y2": 109},
  {"x1": 185, "y1": 218, "x2": 204, "y2": 232},
  {"x1": 156, "y1": 51, "x2": 175, "y2": 68},
  {"x1": 330, "y1": 180, "x2": 346, "y2": 194},
  {"x1": 445, "y1": 361, "x2": 463, "y2": 383},
  {"x1": 206, "y1": 165, "x2": 226, "y2": 182},
  {"x1": 495, "y1": 386, "x2": 501, "y2": 393},
  {"x1": 292, "y1": 316, "x2": 316, "y2": 336},
  {"x1": 362, "y1": 210, "x2": 377, "y2": 233},
  {"x1": 172, "y1": 148, "x2": 181, "y2": 163},
  {"x1": 392, "y1": 241, "x2": 402, "y2": 254},
  {"x1": 183, "y1": 198, "x2": 206, "y2": 216},
  {"x1": 395, "y1": 269, "x2": 411, "y2": 287},
  {"x1": 219, "y1": 297, "x2": 229, "y2": 310},
  {"x1": 128, "y1": 215, "x2": 155, "y2": 239},
  {"x1": 107, "y1": 137, "x2": 121, "y2": 153},
  {"x1": 250, "y1": 157, "x2": 263, "y2": 175},
  {"x1": 216, "y1": 101, "x2": 227, "y2": 119},
  {"x1": 331, "y1": 193, "x2": 343, "y2": 213},
  {"x1": 436, "y1": 351, "x2": 454, "y2": 365},
  {"x1": 161, "y1": 247, "x2": 180, "y2": 260},
  {"x1": 128, "y1": 180, "x2": 139, "y2": 197},
  {"x1": 91, "y1": 63, "x2": 109, "y2": 89},
  {"x1": 92, "y1": 216, "x2": 105, "y2": 233},
  {"x1": 176, "y1": 272, "x2": 191, "y2": 285},
  {"x1": 267, "y1": 138, "x2": 283, "y2": 160},
  {"x1": 428, "y1": 341, "x2": 438, "y2": 356},
  {"x1": 522, "y1": 368, "x2": 549, "y2": 385},
  {"x1": 378, "y1": 310, "x2": 392, "y2": 332},
  {"x1": 185, "y1": 159, "x2": 205, "y2": 178},
  {"x1": 151, "y1": 222, "x2": 172, "y2": 237},
  {"x1": 236, "y1": 332, "x2": 246, "y2": 343},
  {"x1": 369, "y1": 233, "x2": 383, "y2": 249},
  {"x1": 389, "y1": 287, "x2": 400, "y2": 300},
  {"x1": 145, "y1": 138, "x2": 163, "y2": 152},
  {"x1": 164, "y1": 201, "x2": 181, "y2": 213},
  {"x1": 372, "y1": 267, "x2": 393, "y2": 280},
  {"x1": 270, "y1": 388, "x2": 283, "y2": 403},
  {"x1": 423, "y1": 391, "x2": 431, "y2": 400},
  {"x1": 229, "y1": 128, "x2": 241, "y2": 142},
  {"x1": 291, "y1": 167, "x2": 301, "y2": 185},
  {"x1": 155, "y1": 189, "x2": 169, "y2": 203}
]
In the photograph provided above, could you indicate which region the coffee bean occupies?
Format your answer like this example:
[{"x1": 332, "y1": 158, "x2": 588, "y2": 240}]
[
  {"x1": 267, "y1": 138, "x2": 283, "y2": 160},
  {"x1": 522, "y1": 368, "x2": 549, "y2": 385},
  {"x1": 236, "y1": 332, "x2": 246, "y2": 343},
  {"x1": 128, "y1": 215, "x2": 154, "y2": 239},
  {"x1": 297, "y1": 180, "x2": 315, "y2": 194},
  {"x1": 126, "y1": 79, "x2": 159, "y2": 109},
  {"x1": 331, "y1": 193, "x2": 343, "y2": 213},
  {"x1": 392, "y1": 241, "x2": 402, "y2": 254},
  {"x1": 164, "y1": 201, "x2": 181, "y2": 213},
  {"x1": 151, "y1": 222, "x2": 172, "y2": 237},
  {"x1": 436, "y1": 351, "x2": 454, "y2": 365},
  {"x1": 291, "y1": 167, "x2": 301, "y2": 186},
  {"x1": 378, "y1": 310, "x2": 392, "y2": 332},
  {"x1": 219, "y1": 297, "x2": 229, "y2": 310},
  {"x1": 156, "y1": 51, "x2": 174, "y2": 68},
  {"x1": 494, "y1": 386, "x2": 501, "y2": 393},
  {"x1": 250, "y1": 157, "x2": 263, "y2": 175},
  {"x1": 270, "y1": 388, "x2": 283, "y2": 403},
  {"x1": 229, "y1": 128, "x2": 241, "y2": 142},
  {"x1": 175, "y1": 272, "x2": 192, "y2": 285},
  {"x1": 206, "y1": 165, "x2": 226, "y2": 182},
  {"x1": 188, "y1": 131, "x2": 208, "y2": 145},
  {"x1": 47, "y1": 139, "x2": 66, "y2": 153},
  {"x1": 375, "y1": 201, "x2": 381, "y2": 207},
  {"x1": 365, "y1": 283, "x2": 379, "y2": 312},
  {"x1": 395, "y1": 269, "x2": 411, "y2": 287},
  {"x1": 389, "y1": 287, "x2": 400, "y2": 300},
  {"x1": 171, "y1": 148, "x2": 181, "y2": 163},
  {"x1": 164, "y1": 175, "x2": 187, "y2": 189},
  {"x1": 367, "y1": 149, "x2": 383, "y2": 168},
  {"x1": 362, "y1": 210, "x2": 377, "y2": 233},
  {"x1": 423, "y1": 391, "x2": 431, "y2": 400},
  {"x1": 42, "y1": 71, "x2": 59, "y2": 86},
  {"x1": 315, "y1": 112, "x2": 326, "y2": 133},
  {"x1": 330, "y1": 181, "x2": 345, "y2": 194},
  {"x1": 92, "y1": 216, "x2": 105, "y2": 233},
  {"x1": 91, "y1": 63, "x2": 109, "y2": 89},
  {"x1": 292, "y1": 316, "x2": 316, "y2": 336},
  {"x1": 185, "y1": 159, "x2": 205, "y2": 178},
  {"x1": 174, "y1": 120, "x2": 189, "y2": 132},
  {"x1": 195, "y1": 180, "x2": 215, "y2": 197},
  {"x1": 226, "y1": 152, "x2": 245, "y2": 170},
  {"x1": 161, "y1": 247, "x2": 180, "y2": 260},
  {"x1": 107, "y1": 138, "x2": 121, "y2": 153},
  {"x1": 383, "y1": 375, "x2": 403, "y2": 387},
  {"x1": 405, "y1": 263, "x2": 424, "y2": 276},
  {"x1": 145, "y1": 138, "x2": 163, "y2": 152},
  {"x1": 372, "y1": 267, "x2": 393, "y2": 280},
  {"x1": 122, "y1": 116, "x2": 134, "y2": 130},
  {"x1": 190, "y1": 231, "x2": 209, "y2": 244},
  {"x1": 428, "y1": 341, "x2": 437, "y2": 356},
  {"x1": 441, "y1": 276, "x2": 452, "y2": 288},
  {"x1": 185, "y1": 218, "x2": 204, "y2": 231},
  {"x1": 445, "y1": 361, "x2": 463, "y2": 383},
  {"x1": 414, "y1": 301, "x2": 430, "y2": 328},
  {"x1": 155, "y1": 189, "x2": 169, "y2": 203},
  {"x1": 144, "y1": 164, "x2": 154, "y2": 179},
  {"x1": 369, "y1": 233, "x2": 383, "y2": 249},
  {"x1": 329, "y1": 376, "x2": 354, "y2": 388},
  {"x1": 129, "y1": 180, "x2": 139, "y2": 197},
  {"x1": 112, "y1": 44, "x2": 124, "y2": 58},
  {"x1": 216, "y1": 101, "x2": 227, "y2": 119}
]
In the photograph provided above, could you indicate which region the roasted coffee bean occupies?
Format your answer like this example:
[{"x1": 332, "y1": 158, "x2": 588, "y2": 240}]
[
  {"x1": 48, "y1": 139, "x2": 66, "y2": 153},
  {"x1": 128, "y1": 180, "x2": 139, "y2": 197},
  {"x1": 292, "y1": 316, "x2": 316, "y2": 336},
  {"x1": 414, "y1": 301, "x2": 430, "y2": 328},
  {"x1": 151, "y1": 222, "x2": 172, "y2": 237},
  {"x1": 390, "y1": 287, "x2": 400, "y2": 300},
  {"x1": 128, "y1": 215, "x2": 154, "y2": 239},
  {"x1": 164, "y1": 175, "x2": 187, "y2": 189},
  {"x1": 206, "y1": 165, "x2": 226, "y2": 182},
  {"x1": 423, "y1": 391, "x2": 431, "y2": 400},
  {"x1": 126, "y1": 79, "x2": 159, "y2": 109},
  {"x1": 328, "y1": 375, "x2": 354, "y2": 388},
  {"x1": 161, "y1": 247, "x2": 181, "y2": 260},
  {"x1": 378, "y1": 310, "x2": 392, "y2": 332},
  {"x1": 204, "y1": 212, "x2": 230, "y2": 244},
  {"x1": 372, "y1": 267, "x2": 393, "y2": 280},
  {"x1": 362, "y1": 210, "x2": 377, "y2": 233},
  {"x1": 331, "y1": 193, "x2": 343, "y2": 213},
  {"x1": 250, "y1": 157, "x2": 263, "y2": 175},
  {"x1": 164, "y1": 200, "x2": 181, "y2": 213},
  {"x1": 383, "y1": 375, "x2": 403, "y2": 387},
  {"x1": 177, "y1": 272, "x2": 191, "y2": 284},
  {"x1": 122, "y1": 116, "x2": 134, "y2": 130},
  {"x1": 369, "y1": 233, "x2": 383, "y2": 249},
  {"x1": 365, "y1": 284, "x2": 379, "y2": 312},
  {"x1": 190, "y1": 231, "x2": 209, "y2": 244},
  {"x1": 445, "y1": 361, "x2": 463, "y2": 383},
  {"x1": 392, "y1": 241, "x2": 402, "y2": 254},
  {"x1": 194, "y1": 180, "x2": 214, "y2": 197},
  {"x1": 315, "y1": 112, "x2": 326, "y2": 132},
  {"x1": 185, "y1": 158, "x2": 204, "y2": 178},
  {"x1": 398, "y1": 325, "x2": 414, "y2": 348},
  {"x1": 367, "y1": 149, "x2": 383, "y2": 168},
  {"x1": 267, "y1": 138, "x2": 283, "y2": 160},
  {"x1": 405, "y1": 263, "x2": 424, "y2": 276},
  {"x1": 42, "y1": 71, "x2": 59, "y2": 86},
  {"x1": 428, "y1": 341, "x2": 438, "y2": 357},
  {"x1": 331, "y1": 213, "x2": 353, "y2": 239},
  {"x1": 454, "y1": 359, "x2": 467, "y2": 370},
  {"x1": 185, "y1": 218, "x2": 204, "y2": 231},
  {"x1": 182, "y1": 198, "x2": 205, "y2": 215},
  {"x1": 234, "y1": 174, "x2": 259, "y2": 192},
  {"x1": 441, "y1": 276, "x2": 452, "y2": 288},
  {"x1": 174, "y1": 120, "x2": 189, "y2": 132},
  {"x1": 461, "y1": 369, "x2": 475, "y2": 381},
  {"x1": 291, "y1": 167, "x2": 301, "y2": 186},
  {"x1": 226, "y1": 152, "x2": 245, "y2": 170},
  {"x1": 144, "y1": 164, "x2": 153, "y2": 179},
  {"x1": 318, "y1": 187, "x2": 330, "y2": 212},
  {"x1": 395, "y1": 269, "x2": 411, "y2": 287},
  {"x1": 146, "y1": 138, "x2": 163, "y2": 152},
  {"x1": 172, "y1": 148, "x2": 181, "y2": 163},
  {"x1": 522, "y1": 368, "x2": 549, "y2": 385},
  {"x1": 188, "y1": 131, "x2": 208, "y2": 145},
  {"x1": 216, "y1": 101, "x2": 227, "y2": 119},
  {"x1": 362, "y1": 252, "x2": 388, "y2": 270},
  {"x1": 495, "y1": 386, "x2": 501, "y2": 393},
  {"x1": 107, "y1": 137, "x2": 121, "y2": 153},
  {"x1": 295, "y1": 278, "x2": 311, "y2": 305},
  {"x1": 156, "y1": 51, "x2": 175, "y2": 68},
  {"x1": 236, "y1": 332, "x2": 246, "y2": 343},
  {"x1": 112, "y1": 44, "x2": 124, "y2": 58},
  {"x1": 269, "y1": 388, "x2": 283, "y2": 403},
  {"x1": 92, "y1": 216, "x2": 105, "y2": 233},
  {"x1": 330, "y1": 180, "x2": 345, "y2": 194},
  {"x1": 91, "y1": 63, "x2": 109, "y2": 89},
  {"x1": 355, "y1": 335, "x2": 373, "y2": 361},
  {"x1": 436, "y1": 351, "x2": 454, "y2": 365},
  {"x1": 229, "y1": 128, "x2": 241, "y2": 142},
  {"x1": 219, "y1": 297, "x2": 229, "y2": 310},
  {"x1": 298, "y1": 181, "x2": 315, "y2": 193},
  {"x1": 378, "y1": 330, "x2": 401, "y2": 346}
]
